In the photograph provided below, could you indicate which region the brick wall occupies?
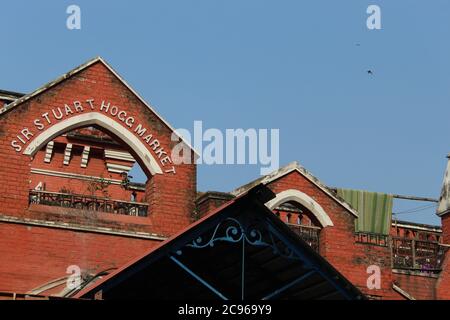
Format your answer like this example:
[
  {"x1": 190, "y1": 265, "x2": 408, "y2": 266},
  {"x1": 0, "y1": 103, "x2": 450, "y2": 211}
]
[
  {"x1": 0, "y1": 60, "x2": 196, "y2": 294},
  {"x1": 0, "y1": 222, "x2": 159, "y2": 294},
  {"x1": 393, "y1": 272, "x2": 438, "y2": 300},
  {"x1": 0, "y1": 61, "x2": 196, "y2": 236},
  {"x1": 196, "y1": 192, "x2": 235, "y2": 219},
  {"x1": 263, "y1": 171, "x2": 399, "y2": 298}
]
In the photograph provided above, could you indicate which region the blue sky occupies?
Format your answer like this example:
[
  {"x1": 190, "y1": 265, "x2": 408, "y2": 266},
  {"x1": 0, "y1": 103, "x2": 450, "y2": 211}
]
[{"x1": 1, "y1": 1, "x2": 449, "y2": 225}]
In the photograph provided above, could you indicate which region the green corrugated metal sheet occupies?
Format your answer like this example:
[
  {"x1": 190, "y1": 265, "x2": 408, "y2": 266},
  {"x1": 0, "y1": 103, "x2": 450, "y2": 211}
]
[{"x1": 336, "y1": 189, "x2": 393, "y2": 235}]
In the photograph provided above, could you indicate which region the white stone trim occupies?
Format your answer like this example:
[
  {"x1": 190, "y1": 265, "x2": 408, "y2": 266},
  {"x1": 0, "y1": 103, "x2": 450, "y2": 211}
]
[
  {"x1": 0, "y1": 56, "x2": 198, "y2": 157},
  {"x1": 0, "y1": 214, "x2": 166, "y2": 241},
  {"x1": 232, "y1": 161, "x2": 359, "y2": 218},
  {"x1": 106, "y1": 163, "x2": 133, "y2": 174},
  {"x1": 31, "y1": 168, "x2": 123, "y2": 185},
  {"x1": 81, "y1": 146, "x2": 90, "y2": 168},
  {"x1": 104, "y1": 149, "x2": 135, "y2": 162},
  {"x1": 266, "y1": 189, "x2": 334, "y2": 227},
  {"x1": 23, "y1": 112, "x2": 163, "y2": 175},
  {"x1": 44, "y1": 141, "x2": 54, "y2": 163},
  {"x1": 63, "y1": 143, "x2": 73, "y2": 165},
  {"x1": 391, "y1": 221, "x2": 442, "y2": 233}
]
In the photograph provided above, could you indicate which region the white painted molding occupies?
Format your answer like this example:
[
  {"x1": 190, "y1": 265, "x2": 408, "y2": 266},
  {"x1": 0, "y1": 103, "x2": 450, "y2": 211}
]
[
  {"x1": 266, "y1": 189, "x2": 334, "y2": 227},
  {"x1": 231, "y1": 161, "x2": 359, "y2": 218},
  {"x1": 0, "y1": 56, "x2": 198, "y2": 158},
  {"x1": 23, "y1": 112, "x2": 163, "y2": 175},
  {"x1": 31, "y1": 168, "x2": 122, "y2": 185},
  {"x1": 44, "y1": 141, "x2": 54, "y2": 163},
  {"x1": 104, "y1": 149, "x2": 135, "y2": 163},
  {"x1": 81, "y1": 146, "x2": 90, "y2": 168},
  {"x1": 106, "y1": 163, "x2": 133, "y2": 174},
  {"x1": 63, "y1": 143, "x2": 73, "y2": 165},
  {"x1": 0, "y1": 214, "x2": 166, "y2": 241}
]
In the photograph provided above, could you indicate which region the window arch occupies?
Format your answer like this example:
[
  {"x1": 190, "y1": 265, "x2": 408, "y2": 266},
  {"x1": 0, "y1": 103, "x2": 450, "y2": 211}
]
[
  {"x1": 23, "y1": 112, "x2": 163, "y2": 176},
  {"x1": 266, "y1": 189, "x2": 334, "y2": 227}
]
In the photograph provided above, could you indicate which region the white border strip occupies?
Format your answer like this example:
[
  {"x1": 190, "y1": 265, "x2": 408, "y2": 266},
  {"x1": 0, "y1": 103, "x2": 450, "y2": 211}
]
[
  {"x1": 23, "y1": 112, "x2": 163, "y2": 175},
  {"x1": 0, "y1": 214, "x2": 166, "y2": 241},
  {"x1": 0, "y1": 56, "x2": 198, "y2": 157},
  {"x1": 31, "y1": 168, "x2": 123, "y2": 185}
]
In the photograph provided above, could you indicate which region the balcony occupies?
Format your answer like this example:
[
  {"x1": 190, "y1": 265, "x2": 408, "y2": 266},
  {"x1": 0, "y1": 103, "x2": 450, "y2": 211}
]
[
  {"x1": 29, "y1": 190, "x2": 149, "y2": 217},
  {"x1": 286, "y1": 224, "x2": 320, "y2": 253},
  {"x1": 392, "y1": 237, "x2": 446, "y2": 272},
  {"x1": 355, "y1": 232, "x2": 389, "y2": 247}
]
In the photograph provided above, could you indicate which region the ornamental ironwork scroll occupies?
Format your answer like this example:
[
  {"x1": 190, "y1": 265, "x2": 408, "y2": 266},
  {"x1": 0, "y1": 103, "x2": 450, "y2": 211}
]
[{"x1": 176, "y1": 217, "x2": 303, "y2": 261}]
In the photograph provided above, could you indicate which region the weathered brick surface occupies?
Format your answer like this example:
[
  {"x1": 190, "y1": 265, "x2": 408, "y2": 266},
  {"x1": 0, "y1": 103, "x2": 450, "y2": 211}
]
[
  {"x1": 436, "y1": 214, "x2": 450, "y2": 299},
  {"x1": 0, "y1": 60, "x2": 448, "y2": 299},
  {"x1": 196, "y1": 170, "x2": 450, "y2": 299},
  {"x1": 0, "y1": 61, "x2": 195, "y2": 294},
  {"x1": 0, "y1": 61, "x2": 196, "y2": 236},
  {"x1": 0, "y1": 222, "x2": 159, "y2": 294},
  {"x1": 442, "y1": 214, "x2": 450, "y2": 244},
  {"x1": 393, "y1": 272, "x2": 438, "y2": 300}
]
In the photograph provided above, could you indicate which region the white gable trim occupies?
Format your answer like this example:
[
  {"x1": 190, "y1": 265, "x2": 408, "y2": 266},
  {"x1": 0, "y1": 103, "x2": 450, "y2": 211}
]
[
  {"x1": 23, "y1": 112, "x2": 163, "y2": 175},
  {"x1": 266, "y1": 189, "x2": 334, "y2": 227},
  {"x1": 0, "y1": 56, "x2": 198, "y2": 157},
  {"x1": 232, "y1": 161, "x2": 359, "y2": 218}
]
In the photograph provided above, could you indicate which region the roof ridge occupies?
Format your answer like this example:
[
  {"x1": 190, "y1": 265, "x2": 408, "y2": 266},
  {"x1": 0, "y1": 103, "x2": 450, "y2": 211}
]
[
  {"x1": 0, "y1": 56, "x2": 101, "y2": 115},
  {"x1": 231, "y1": 160, "x2": 360, "y2": 218},
  {"x1": 0, "y1": 56, "x2": 198, "y2": 156}
]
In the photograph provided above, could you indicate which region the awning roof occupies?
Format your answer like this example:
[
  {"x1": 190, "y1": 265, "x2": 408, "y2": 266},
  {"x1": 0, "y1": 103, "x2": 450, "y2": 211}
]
[{"x1": 75, "y1": 185, "x2": 364, "y2": 300}]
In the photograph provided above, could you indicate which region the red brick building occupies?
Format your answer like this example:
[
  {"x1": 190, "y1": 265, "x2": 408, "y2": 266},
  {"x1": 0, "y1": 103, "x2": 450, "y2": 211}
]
[{"x1": 0, "y1": 57, "x2": 448, "y2": 300}]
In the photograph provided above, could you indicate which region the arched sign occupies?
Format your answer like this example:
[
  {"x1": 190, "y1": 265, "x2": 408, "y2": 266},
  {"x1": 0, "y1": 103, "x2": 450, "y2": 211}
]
[
  {"x1": 1, "y1": 55, "x2": 196, "y2": 176},
  {"x1": 10, "y1": 99, "x2": 176, "y2": 175},
  {"x1": 22, "y1": 111, "x2": 165, "y2": 176},
  {"x1": 0, "y1": 56, "x2": 196, "y2": 237}
]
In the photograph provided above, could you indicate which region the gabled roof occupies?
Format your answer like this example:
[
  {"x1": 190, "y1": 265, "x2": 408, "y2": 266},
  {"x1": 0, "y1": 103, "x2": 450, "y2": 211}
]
[
  {"x1": 74, "y1": 184, "x2": 364, "y2": 300},
  {"x1": 231, "y1": 161, "x2": 359, "y2": 218},
  {"x1": 0, "y1": 57, "x2": 197, "y2": 155}
]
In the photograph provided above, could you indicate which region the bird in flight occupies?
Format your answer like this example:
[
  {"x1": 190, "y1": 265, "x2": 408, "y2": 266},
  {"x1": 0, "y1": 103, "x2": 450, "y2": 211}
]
[{"x1": 367, "y1": 70, "x2": 374, "y2": 75}]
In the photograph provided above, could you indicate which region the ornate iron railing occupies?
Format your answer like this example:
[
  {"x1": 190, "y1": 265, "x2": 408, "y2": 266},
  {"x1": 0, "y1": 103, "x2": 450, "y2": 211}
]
[
  {"x1": 392, "y1": 236, "x2": 446, "y2": 272},
  {"x1": 286, "y1": 224, "x2": 320, "y2": 253},
  {"x1": 29, "y1": 190, "x2": 148, "y2": 217},
  {"x1": 355, "y1": 232, "x2": 389, "y2": 247}
]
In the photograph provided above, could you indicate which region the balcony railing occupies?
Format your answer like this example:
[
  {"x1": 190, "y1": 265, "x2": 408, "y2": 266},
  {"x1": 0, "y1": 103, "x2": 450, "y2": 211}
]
[
  {"x1": 392, "y1": 236, "x2": 446, "y2": 272},
  {"x1": 286, "y1": 224, "x2": 320, "y2": 253},
  {"x1": 29, "y1": 190, "x2": 149, "y2": 217},
  {"x1": 355, "y1": 232, "x2": 389, "y2": 247}
]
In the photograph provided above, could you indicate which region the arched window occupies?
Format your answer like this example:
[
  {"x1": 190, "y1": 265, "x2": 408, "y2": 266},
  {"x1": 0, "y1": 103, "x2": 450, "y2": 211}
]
[
  {"x1": 266, "y1": 190, "x2": 331, "y2": 253},
  {"x1": 28, "y1": 124, "x2": 151, "y2": 217}
]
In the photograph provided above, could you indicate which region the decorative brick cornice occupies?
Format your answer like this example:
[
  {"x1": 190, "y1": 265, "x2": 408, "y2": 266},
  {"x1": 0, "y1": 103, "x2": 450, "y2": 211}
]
[{"x1": 0, "y1": 214, "x2": 166, "y2": 241}]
